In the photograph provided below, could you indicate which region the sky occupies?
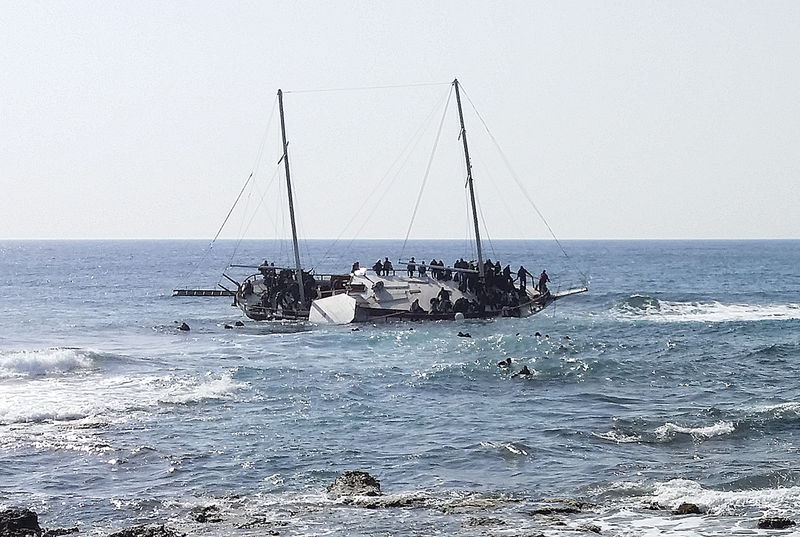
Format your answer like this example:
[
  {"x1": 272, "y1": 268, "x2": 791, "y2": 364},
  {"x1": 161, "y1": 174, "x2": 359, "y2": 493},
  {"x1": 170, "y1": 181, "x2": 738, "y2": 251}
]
[{"x1": 2, "y1": 1, "x2": 799, "y2": 240}]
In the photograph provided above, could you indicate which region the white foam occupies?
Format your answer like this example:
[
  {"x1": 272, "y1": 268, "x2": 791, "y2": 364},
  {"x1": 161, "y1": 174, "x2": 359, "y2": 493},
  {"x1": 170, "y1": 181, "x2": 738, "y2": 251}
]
[
  {"x1": 654, "y1": 421, "x2": 735, "y2": 440},
  {"x1": 650, "y1": 478, "x2": 800, "y2": 515},
  {"x1": 0, "y1": 370, "x2": 246, "y2": 426},
  {"x1": 0, "y1": 347, "x2": 95, "y2": 378},
  {"x1": 616, "y1": 300, "x2": 800, "y2": 323},
  {"x1": 593, "y1": 430, "x2": 642, "y2": 443},
  {"x1": 480, "y1": 441, "x2": 530, "y2": 456}
]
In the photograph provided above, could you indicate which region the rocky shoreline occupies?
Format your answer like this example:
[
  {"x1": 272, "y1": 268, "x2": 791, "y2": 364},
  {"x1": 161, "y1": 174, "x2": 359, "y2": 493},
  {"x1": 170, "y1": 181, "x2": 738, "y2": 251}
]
[{"x1": 3, "y1": 471, "x2": 797, "y2": 536}]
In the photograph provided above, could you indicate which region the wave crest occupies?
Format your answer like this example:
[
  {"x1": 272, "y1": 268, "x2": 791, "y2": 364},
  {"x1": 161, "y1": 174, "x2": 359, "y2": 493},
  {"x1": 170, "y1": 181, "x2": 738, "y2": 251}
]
[
  {"x1": 0, "y1": 347, "x2": 97, "y2": 378},
  {"x1": 613, "y1": 297, "x2": 800, "y2": 323},
  {"x1": 654, "y1": 420, "x2": 735, "y2": 441}
]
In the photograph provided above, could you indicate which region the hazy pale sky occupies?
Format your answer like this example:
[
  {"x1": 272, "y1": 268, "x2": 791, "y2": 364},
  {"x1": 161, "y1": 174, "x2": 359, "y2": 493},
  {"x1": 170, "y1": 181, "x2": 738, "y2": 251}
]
[{"x1": 2, "y1": 1, "x2": 799, "y2": 240}]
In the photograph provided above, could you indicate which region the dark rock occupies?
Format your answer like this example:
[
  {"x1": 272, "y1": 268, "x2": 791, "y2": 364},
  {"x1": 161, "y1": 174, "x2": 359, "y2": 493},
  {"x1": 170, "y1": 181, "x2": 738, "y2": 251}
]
[
  {"x1": 457, "y1": 332, "x2": 472, "y2": 338},
  {"x1": 177, "y1": 322, "x2": 190, "y2": 331},
  {"x1": 43, "y1": 529, "x2": 79, "y2": 537},
  {"x1": 106, "y1": 525, "x2": 184, "y2": 537},
  {"x1": 327, "y1": 471, "x2": 381, "y2": 497},
  {"x1": 0, "y1": 508, "x2": 42, "y2": 537},
  {"x1": 342, "y1": 494, "x2": 429, "y2": 509},
  {"x1": 758, "y1": 517, "x2": 796, "y2": 529},
  {"x1": 580, "y1": 523, "x2": 601, "y2": 533},
  {"x1": 190, "y1": 505, "x2": 221, "y2": 523},
  {"x1": 224, "y1": 324, "x2": 233, "y2": 329},
  {"x1": 464, "y1": 517, "x2": 505, "y2": 527},
  {"x1": 644, "y1": 501, "x2": 662, "y2": 510},
  {"x1": 672, "y1": 503, "x2": 702, "y2": 515},
  {"x1": 234, "y1": 321, "x2": 245, "y2": 327},
  {"x1": 534, "y1": 332, "x2": 542, "y2": 337},
  {"x1": 235, "y1": 518, "x2": 288, "y2": 530},
  {"x1": 530, "y1": 506, "x2": 580, "y2": 516},
  {"x1": 351, "y1": 328, "x2": 360, "y2": 331}
]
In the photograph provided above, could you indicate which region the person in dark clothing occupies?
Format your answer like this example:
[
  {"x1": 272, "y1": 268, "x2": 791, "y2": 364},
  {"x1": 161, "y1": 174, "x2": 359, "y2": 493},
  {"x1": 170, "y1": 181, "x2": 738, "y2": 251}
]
[
  {"x1": 373, "y1": 259, "x2": 383, "y2": 276},
  {"x1": 517, "y1": 266, "x2": 530, "y2": 290},
  {"x1": 410, "y1": 298, "x2": 425, "y2": 313},
  {"x1": 351, "y1": 261, "x2": 360, "y2": 273},
  {"x1": 383, "y1": 257, "x2": 394, "y2": 275},
  {"x1": 407, "y1": 257, "x2": 416, "y2": 277},
  {"x1": 538, "y1": 269, "x2": 550, "y2": 293},
  {"x1": 418, "y1": 261, "x2": 427, "y2": 277}
]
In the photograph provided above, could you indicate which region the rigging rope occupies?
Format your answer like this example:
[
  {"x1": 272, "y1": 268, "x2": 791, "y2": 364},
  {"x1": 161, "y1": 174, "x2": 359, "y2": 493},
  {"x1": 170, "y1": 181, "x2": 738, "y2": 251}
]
[
  {"x1": 284, "y1": 82, "x2": 450, "y2": 94},
  {"x1": 317, "y1": 86, "x2": 451, "y2": 265},
  {"x1": 460, "y1": 86, "x2": 590, "y2": 284},
  {"x1": 399, "y1": 86, "x2": 454, "y2": 262}
]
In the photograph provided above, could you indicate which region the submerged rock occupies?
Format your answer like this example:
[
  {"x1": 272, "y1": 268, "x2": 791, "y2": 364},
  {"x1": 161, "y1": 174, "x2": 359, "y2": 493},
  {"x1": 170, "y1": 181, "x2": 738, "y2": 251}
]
[
  {"x1": 42, "y1": 529, "x2": 78, "y2": 537},
  {"x1": 190, "y1": 505, "x2": 221, "y2": 523},
  {"x1": 758, "y1": 517, "x2": 796, "y2": 529},
  {"x1": 177, "y1": 322, "x2": 190, "y2": 331},
  {"x1": 672, "y1": 503, "x2": 702, "y2": 515},
  {"x1": 580, "y1": 523, "x2": 602, "y2": 533},
  {"x1": 327, "y1": 471, "x2": 381, "y2": 497},
  {"x1": 223, "y1": 324, "x2": 233, "y2": 329},
  {"x1": 464, "y1": 517, "x2": 505, "y2": 527},
  {"x1": 234, "y1": 321, "x2": 245, "y2": 327},
  {"x1": 106, "y1": 525, "x2": 184, "y2": 537},
  {"x1": 457, "y1": 331, "x2": 472, "y2": 338},
  {"x1": 0, "y1": 508, "x2": 42, "y2": 537}
]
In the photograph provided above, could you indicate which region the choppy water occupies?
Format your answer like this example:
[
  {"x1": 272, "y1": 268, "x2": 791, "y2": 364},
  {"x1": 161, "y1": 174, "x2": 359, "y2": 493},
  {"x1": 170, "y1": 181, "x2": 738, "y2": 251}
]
[{"x1": 1, "y1": 239, "x2": 799, "y2": 536}]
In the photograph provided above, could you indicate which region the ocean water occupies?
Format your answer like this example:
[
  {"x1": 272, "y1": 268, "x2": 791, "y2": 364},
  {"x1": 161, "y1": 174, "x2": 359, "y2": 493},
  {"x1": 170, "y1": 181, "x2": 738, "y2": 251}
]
[{"x1": 1, "y1": 239, "x2": 799, "y2": 536}]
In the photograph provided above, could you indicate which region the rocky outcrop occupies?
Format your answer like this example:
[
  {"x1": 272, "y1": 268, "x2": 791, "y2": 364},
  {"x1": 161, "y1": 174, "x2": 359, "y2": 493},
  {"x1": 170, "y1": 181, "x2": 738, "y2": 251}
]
[
  {"x1": 42, "y1": 529, "x2": 78, "y2": 537},
  {"x1": 106, "y1": 525, "x2": 183, "y2": 537},
  {"x1": 672, "y1": 503, "x2": 702, "y2": 515},
  {"x1": 327, "y1": 471, "x2": 381, "y2": 497},
  {"x1": 758, "y1": 517, "x2": 796, "y2": 530},
  {"x1": 0, "y1": 508, "x2": 42, "y2": 537}
]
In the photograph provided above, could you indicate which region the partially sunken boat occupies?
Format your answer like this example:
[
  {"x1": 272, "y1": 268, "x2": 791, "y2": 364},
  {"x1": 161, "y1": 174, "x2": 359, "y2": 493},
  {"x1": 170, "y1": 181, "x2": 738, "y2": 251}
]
[{"x1": 224, "y1": 79, "x2": 587, "y2": 324}]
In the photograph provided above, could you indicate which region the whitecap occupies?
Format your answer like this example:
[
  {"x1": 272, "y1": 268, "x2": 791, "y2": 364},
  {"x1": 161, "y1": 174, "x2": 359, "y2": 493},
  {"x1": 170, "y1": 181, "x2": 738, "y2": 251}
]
[
  {"x1": 654, "y1": 421, "x2": 735, "y2": 440},
  {"x1": 0, "y1": 347, "x2": 95, "y2": 378},
  {"x1": 592, "y1": 430, "x2": 642, "y2": 443},
  {"x1": 613, "y1": 299, "x2": 800, "y2": 323}
]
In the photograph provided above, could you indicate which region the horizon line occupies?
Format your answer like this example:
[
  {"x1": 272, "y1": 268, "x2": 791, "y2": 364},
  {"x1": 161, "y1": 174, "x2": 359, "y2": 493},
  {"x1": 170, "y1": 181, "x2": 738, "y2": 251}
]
[{"x1": 1, "y1": 237, "x2": 798, "y2": 241}]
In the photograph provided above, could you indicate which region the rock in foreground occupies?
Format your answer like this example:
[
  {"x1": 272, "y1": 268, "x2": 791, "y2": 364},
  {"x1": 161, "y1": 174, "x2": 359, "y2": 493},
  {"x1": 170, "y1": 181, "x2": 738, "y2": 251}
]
[
  {"x1": 327, "y1": 471, "x2": 381, "y2": 497},
  {"x1": 758, "y1": 517, "x2": 796, "y2": 530},
  {"x1": 107, "y1": 525, "x2": 184, "y2": 537},
  {"x1": 0, "y1": 508, "x2": 42, "y2": 537},
  {"x1": 672, "y1": 503, "x2": 702, "y2": 515}
]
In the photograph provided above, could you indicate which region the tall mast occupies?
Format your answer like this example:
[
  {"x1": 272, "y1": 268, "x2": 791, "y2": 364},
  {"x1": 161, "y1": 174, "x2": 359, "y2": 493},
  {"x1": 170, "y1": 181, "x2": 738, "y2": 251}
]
[
  {"x1": 453, "y1": 78, "x2": 484, "y2": 278},
  {"x1": 277, "y1": 89, "x2": 306, "y2": 308}
]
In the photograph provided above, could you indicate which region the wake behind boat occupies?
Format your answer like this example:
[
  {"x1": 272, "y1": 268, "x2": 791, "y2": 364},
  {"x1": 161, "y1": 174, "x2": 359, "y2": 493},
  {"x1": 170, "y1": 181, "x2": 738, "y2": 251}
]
[{"x1": 174, "y1": 79, "x2": 587, "y2": 323}]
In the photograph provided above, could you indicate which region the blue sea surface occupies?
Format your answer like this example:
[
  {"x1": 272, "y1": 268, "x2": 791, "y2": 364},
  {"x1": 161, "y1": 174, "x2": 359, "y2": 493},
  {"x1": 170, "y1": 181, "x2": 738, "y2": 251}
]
[{"x1": 1, "y1": 239, "x2": 799, "y2": 536}]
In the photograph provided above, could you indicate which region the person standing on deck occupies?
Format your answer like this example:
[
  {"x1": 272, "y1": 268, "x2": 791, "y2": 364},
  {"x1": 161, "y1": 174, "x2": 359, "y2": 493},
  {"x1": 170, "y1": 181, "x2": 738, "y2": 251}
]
[
  {"x1": 538, "y1": 269, "x2": 550, "y2": 293},
  {"x1": 517, "y1": 266, "x2": 531, "y2": 290},
  {"x1": 407, "y1": 257, "x2": 416, "y2": 277}
]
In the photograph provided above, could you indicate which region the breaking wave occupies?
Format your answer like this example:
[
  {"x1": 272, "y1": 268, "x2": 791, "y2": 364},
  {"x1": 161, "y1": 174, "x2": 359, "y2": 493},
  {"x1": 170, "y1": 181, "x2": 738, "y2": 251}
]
[
  {"x1": 649, "y1": 478, "x2": 800, "y2": 515},
  {"x1": 0, "y1": 347, "x2": 98, "y2": 378},
  {"x1": 613, "y1": 295, "x2": 800, "y2": 322},
  {"x1": 654, "y1": 421, "x2": 735, "y2": 441}
]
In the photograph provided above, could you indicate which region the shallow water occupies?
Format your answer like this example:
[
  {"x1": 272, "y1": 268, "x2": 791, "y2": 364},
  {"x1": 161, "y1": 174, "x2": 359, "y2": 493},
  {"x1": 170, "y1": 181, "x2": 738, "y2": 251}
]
[{"x1": 1, "y1": 239, "x2": 799, "y2": 535}]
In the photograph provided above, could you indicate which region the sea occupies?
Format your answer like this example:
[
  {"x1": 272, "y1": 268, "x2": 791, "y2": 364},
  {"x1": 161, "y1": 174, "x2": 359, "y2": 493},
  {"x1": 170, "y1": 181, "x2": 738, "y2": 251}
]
[{"x1": 1, "y1": 239, "x2": 799, "y2": 536}]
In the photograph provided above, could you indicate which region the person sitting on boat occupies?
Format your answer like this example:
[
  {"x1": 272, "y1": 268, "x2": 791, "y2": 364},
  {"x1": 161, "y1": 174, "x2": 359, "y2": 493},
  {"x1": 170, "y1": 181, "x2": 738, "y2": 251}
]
[
  {"x1": 538, "y1": 269, "x2": 550, "y2": 294},
  {"x1": 351, "y1": 261, "x2": 360, "y2": 273},
  {"x1": 407, "y1": 257, "x2": 416, "y2": 277},
  {"x1": 410, "y1": 298, "x2": 426, "y2": 313},
  {"x1": 453, "y1": 297, "x2": 470, "y2": 313},
  {"x1": 439, "y1": 297, "x2": 453, "y2": 313},
  {"x1": 429, "y1": 297, "x2": 440, "y2": 313},
  {"x1": 382, "y1": 257, "x2": 394, "y2": 276},
  {"x1": 437, "y1": 288, "x2": 451, "y2": 302},
  {"x1": 373, "y1": 259, "x2": 383, "y2": 276}
]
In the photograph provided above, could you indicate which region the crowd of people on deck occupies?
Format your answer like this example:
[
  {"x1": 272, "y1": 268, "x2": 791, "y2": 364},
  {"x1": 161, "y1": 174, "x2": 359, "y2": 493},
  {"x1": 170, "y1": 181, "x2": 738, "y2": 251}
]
[
  {"x1": 239, "y1": 260, "x2": 317, "y2": 313},
  {"x1": 354, "y1": 256, "x2": 552, "y2": 316}
]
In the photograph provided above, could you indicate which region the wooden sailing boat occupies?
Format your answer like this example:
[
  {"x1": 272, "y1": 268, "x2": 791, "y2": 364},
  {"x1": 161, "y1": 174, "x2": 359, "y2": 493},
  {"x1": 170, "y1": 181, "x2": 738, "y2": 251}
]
[{"x1": 307, "y1": 79, "x2": 587, "y2": 324}]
